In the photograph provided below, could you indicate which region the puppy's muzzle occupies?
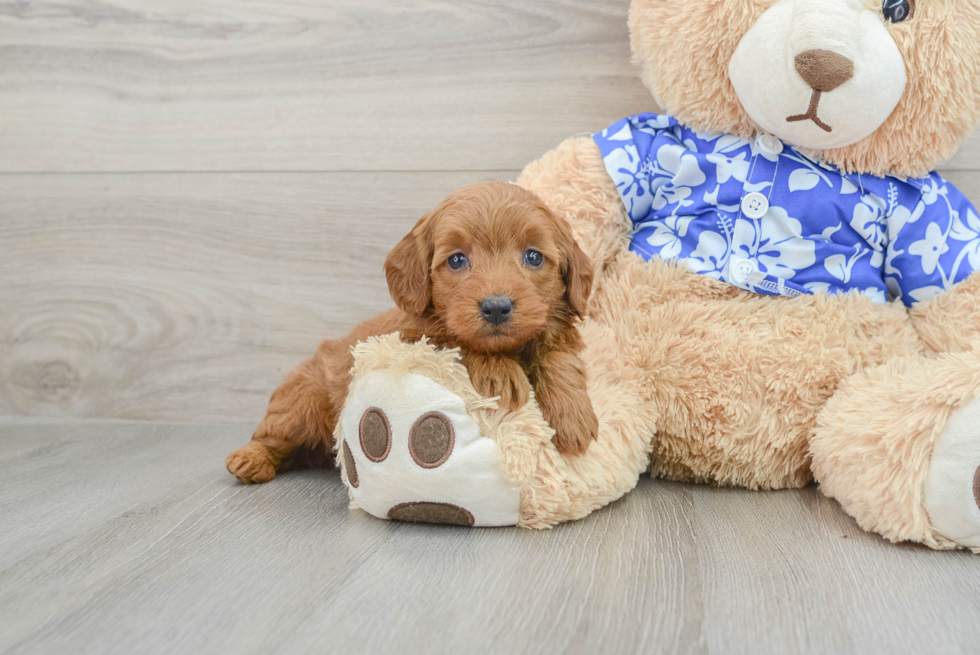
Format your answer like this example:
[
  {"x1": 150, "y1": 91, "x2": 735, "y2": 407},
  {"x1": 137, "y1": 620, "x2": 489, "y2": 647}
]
[{"x1": 480, "y1": 296, "x2": 513, "y2": 325}]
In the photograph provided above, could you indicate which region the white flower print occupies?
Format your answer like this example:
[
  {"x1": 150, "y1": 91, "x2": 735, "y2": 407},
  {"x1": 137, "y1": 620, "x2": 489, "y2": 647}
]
[
  {"x1": 634, "y1": 114, "x2": 673, "y2": 137},
  {"x1": 592, "y1": 113, "x2": 980, "y2": 308},
  {"x1": 706, "y1": 152, "x2": 750, "y2": 184},
  {"x1": 950, "y1": 207, "x2": 980, "y2": 272},
  {"x1": 851, "y1": 193, "x2": 889, "y2": 249},
  {"x1": 852, "y1": 185, "x2": 913, "y2": 264},
  {"x1": 824, "y1": 247, "x2": 869, "y2": 284},
  {"x1": 649, "y1": 143, "x2": 707, "y2": 212},
  {"x1": 603, "y1": 145, "x2": 652, "y2": 220},
  {"x1": 908, "y1": 285, "x2": 944, "y2": 304},
  {"x1": 688, "y1": 230, "x2": 730, "y2": 275},
  {"x1": 788, "y1": 169, "x2": 821, "y2": 192},
  {"x1": 643, "y1": 215, "x2": 694, "y2": 260},
  {"x1": 782, "y1": 151, "x2": 834, "y2": 189},
  {"x1": 908, "y1": 222, "x2": 951, "y2": 275},
  {"x1": 921, "y1": 178, "x2": 945, "y2": 206},
  {"x1": 751, "y1": 206, "x2": 817, "y2": 280}
]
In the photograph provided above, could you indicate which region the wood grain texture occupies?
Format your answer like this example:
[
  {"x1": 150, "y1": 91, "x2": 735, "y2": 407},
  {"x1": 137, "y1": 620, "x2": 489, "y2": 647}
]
[
  {"x1": 0, "y1": 0, "x2": 654, "y2": 173},
  {"x1": 0, "y1": 171, "x2": 513, "y2": 422},
  {"x1": 5, "y1": 0, "x2": 974, "y2": 174},
  {"x1": 2, "y1": 170, "x2": 979, "y2": 423},
  {"x1": 2, "y1": 418, "x2": 979, "y2": 655}
]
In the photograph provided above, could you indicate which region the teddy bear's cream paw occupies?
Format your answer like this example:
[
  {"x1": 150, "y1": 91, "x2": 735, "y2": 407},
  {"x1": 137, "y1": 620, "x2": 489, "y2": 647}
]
[
  {"x1": 338, "y1": 370, "x2": 520, "y2": 527},
  {"x1": 924, "y1": 399, "x2": 980, "y2": 550}
]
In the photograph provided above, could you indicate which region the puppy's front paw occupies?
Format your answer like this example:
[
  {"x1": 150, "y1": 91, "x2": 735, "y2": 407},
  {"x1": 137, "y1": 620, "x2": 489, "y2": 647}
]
[
  {"x1": 466, "y1": 355, "x2": 530, "y2": 411},
  {"x1": 546, "y1": 402, "x2": 599, "y2": 457},
  {"x1": 226, "y1": 442, "x2": 278, "y2": 484},
  {"x1": 490, "y1": 368, "x2": 531, "y2": 411}
]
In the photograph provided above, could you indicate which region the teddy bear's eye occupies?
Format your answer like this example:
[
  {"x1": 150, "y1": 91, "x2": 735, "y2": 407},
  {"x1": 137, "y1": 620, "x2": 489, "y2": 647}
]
[{"x1": 882, "y1": 0, "x2": 914, "y2": 23}]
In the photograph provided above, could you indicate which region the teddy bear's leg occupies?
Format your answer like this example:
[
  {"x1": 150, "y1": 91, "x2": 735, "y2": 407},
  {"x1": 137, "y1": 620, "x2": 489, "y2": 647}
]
[
  {"x1": 811, "y1": 349, "x2": 980, "y2": 551},
  {"x1": 340, "y1": 359, "x2": 522, "y2": 527},
  {"x1": 337, "y1": 327, "x2": 656, "y2": 529},
  {"x1": 517, "y1": 136, "x2": 632, "y2": 283},
  {"x1": 909, "y1": 272, "x2": 980, "y2": 354}
]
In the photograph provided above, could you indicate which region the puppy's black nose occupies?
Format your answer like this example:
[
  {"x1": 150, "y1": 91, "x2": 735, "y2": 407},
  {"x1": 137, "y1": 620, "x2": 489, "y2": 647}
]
[{"x1": 480, "y1": 296, "x2": 513, "y2": 325}]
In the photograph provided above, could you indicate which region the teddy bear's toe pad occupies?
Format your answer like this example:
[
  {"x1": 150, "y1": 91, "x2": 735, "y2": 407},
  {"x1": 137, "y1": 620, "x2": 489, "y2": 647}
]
[
  {"x1": 339, "y1": 370, "x2": 520, "y2": 527},
  {"x1": 925, "y1": 399, "x2": 980, "y2": 549}
]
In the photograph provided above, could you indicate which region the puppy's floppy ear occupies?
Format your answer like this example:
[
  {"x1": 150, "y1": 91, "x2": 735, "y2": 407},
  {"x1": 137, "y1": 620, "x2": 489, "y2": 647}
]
[
  {"x1": 384, "y1": 214, "x2": 433, "y2": 316},
  {"x1": 556, "y1": 218, "x2": 595, "y2": 319}
]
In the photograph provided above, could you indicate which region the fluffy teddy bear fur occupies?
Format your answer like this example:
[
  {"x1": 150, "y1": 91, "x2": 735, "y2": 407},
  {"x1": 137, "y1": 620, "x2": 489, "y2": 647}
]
[
  {"x1": 339, "y1": 334, "x2": 655, "y2": 528},
  {"x1": 340, "y1": 0, "x2": 980, "y2": 547},
  {"x1": 519, "y1": 136, "x2": 923, "y2": 491},
  {"x1": 508, "y1": 0, "x2": 980, "y2": 544},
  {"x1": 509, "y1": 137, "x2": 980, "y2": 544}
]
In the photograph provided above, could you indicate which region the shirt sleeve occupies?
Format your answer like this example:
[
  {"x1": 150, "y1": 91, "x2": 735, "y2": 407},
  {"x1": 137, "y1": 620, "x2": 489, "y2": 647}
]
[
  {"x1": 592, "y1": 113, "x2": 679, "y2": 224},
  {"x1": 885, "y1": 173, "x2": 980, "y2": 307}
]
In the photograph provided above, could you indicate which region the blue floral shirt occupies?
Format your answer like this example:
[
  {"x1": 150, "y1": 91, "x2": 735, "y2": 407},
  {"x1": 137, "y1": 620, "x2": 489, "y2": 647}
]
[{"x1": 593, "y1": 114, "x2": 980, "y2": 306}]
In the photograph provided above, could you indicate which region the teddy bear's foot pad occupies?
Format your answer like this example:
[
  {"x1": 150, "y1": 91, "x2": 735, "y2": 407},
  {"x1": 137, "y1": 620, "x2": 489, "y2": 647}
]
[
  {"x1": 339, "y1": 370, "x2": 520, "y2": 527},
  {"x1": 387, "y1": 502, "x2": 475, "y2": 526},
  {"x1": 925, "y1": 399, "x2": 980, "y2": 549}
]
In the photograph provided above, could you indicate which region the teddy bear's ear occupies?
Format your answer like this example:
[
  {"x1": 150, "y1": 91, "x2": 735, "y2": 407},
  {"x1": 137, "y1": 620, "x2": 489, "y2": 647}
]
[{"x1": 384, "y1": 214, "x2": 433, "y2": 316}]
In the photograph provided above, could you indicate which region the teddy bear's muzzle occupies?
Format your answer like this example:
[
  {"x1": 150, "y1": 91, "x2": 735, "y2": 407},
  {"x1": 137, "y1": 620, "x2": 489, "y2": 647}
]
[{"x1": 728, "y1": 0, "x2": 907, "y2": 150}]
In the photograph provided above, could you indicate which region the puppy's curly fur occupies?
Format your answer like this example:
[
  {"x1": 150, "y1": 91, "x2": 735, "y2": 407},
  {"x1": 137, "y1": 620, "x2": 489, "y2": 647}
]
[{"x1": 227, "y1": 182, "x2": 598, "y2": 484}]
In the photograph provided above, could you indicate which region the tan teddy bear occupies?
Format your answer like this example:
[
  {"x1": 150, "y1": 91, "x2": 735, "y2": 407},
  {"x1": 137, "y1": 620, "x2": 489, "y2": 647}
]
[{"x1": 335, "y1": 0, "x2": 980, "y2": 551}]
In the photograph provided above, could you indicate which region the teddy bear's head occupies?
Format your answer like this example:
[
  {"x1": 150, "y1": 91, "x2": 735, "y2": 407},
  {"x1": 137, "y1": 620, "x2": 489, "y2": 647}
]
[{"x1": 629, "y1": 0, "x2": 980, "y2": 177}]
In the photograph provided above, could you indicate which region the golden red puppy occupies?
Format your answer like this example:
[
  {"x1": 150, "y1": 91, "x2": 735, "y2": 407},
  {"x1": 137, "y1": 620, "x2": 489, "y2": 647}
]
[{"x1": 226, "y1": 181, "x2": 599, "y2": 484}]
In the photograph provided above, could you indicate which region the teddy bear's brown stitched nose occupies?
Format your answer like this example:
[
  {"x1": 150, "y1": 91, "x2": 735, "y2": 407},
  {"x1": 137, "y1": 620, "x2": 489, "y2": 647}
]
[{"x1": 795, "y1": 49, "x2": 854, "y2": 93}]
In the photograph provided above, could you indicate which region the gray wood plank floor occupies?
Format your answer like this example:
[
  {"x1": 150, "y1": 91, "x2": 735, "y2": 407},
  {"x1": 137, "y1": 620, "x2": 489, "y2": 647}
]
[{"x1": 2, "y1": 418, "x2": 979, "y2": 655}]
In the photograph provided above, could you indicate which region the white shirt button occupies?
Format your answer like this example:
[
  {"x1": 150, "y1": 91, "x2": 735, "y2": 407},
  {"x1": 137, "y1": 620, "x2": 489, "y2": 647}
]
[
  {"x1": 757, "y1": 133, "x2": 784, "y2": 156},
  {"x1": 741, "y1": 192, "x2": 770, "y2": 220},
  {"x1": 730, "y1": 258, "x2": 758, "y2": 285}
]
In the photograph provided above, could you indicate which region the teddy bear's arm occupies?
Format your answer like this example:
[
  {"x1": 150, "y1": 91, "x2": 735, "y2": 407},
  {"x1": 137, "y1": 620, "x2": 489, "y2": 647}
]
[
  {"x1": 517, "y1": 136, "x2": 631, "y2": 275},
  {"x1": 888, "y1": 178, "x2": 980, "y2": 309},
  {"x1": 909, "y1": 272, "x2": 980, "y2": 354},
  {"x1": 900, "y1": 179, "x2": 980, "y2": 352}
]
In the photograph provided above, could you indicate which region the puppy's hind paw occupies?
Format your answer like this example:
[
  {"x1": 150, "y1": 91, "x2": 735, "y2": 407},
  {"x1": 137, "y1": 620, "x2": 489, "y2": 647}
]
[{"x1": 226, "y1": 443, "x2": 278, "y2": 484}]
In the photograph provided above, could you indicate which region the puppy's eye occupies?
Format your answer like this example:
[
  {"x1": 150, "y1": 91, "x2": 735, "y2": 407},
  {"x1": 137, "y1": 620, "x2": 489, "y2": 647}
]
[
  {"x1": 882, "y1": 0, "x2": 913, "y2": 23},
  {"x1": 523, "y1": 249, "x2": 544, "y2": 268},
  {"x1": 447, "y1": 253, "x2": 468, "y2": 270}
]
